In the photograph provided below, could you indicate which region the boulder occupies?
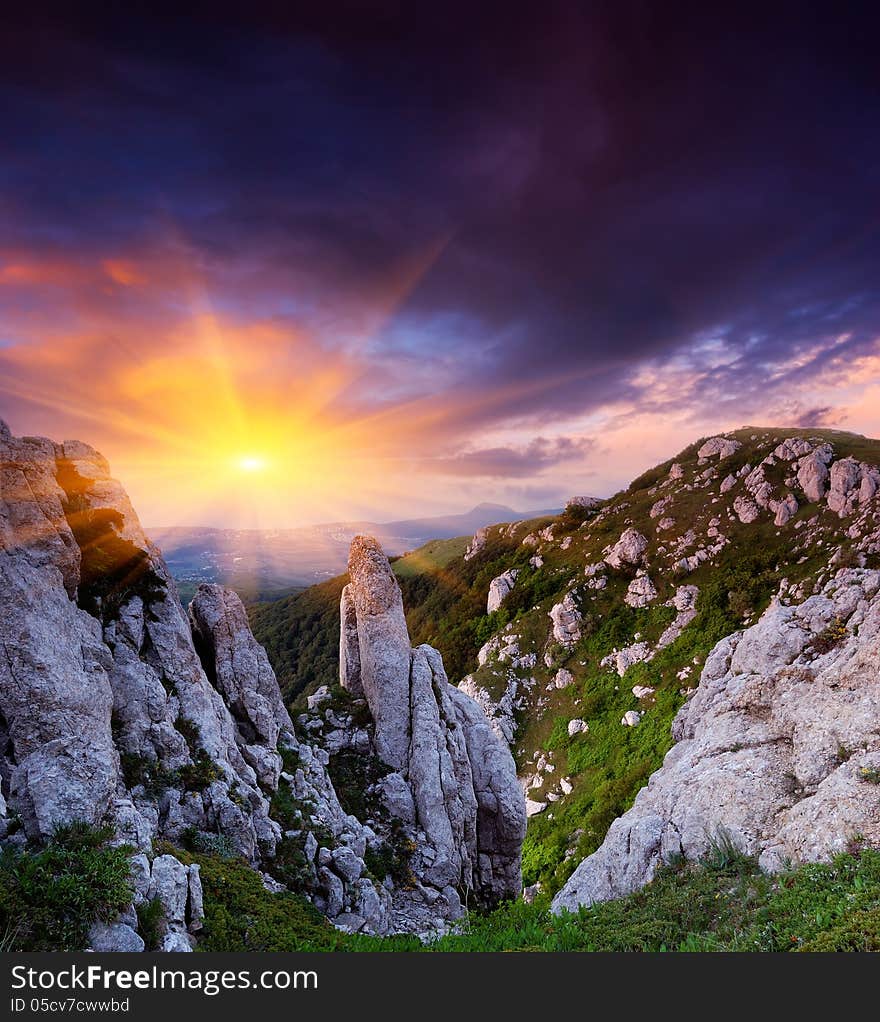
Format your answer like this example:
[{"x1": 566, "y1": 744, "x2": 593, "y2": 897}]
[
  {"x1": 733, "y1": 495, "x2": 760, "y2": 524},
  {"x1": 697, "y1": 437, "x2": 742, "y2": 460},
  {"x1": 87, "y1": 922, "x2": 145, "y2": 953},
  {"x1": 487, "y1": 569, "x2": 519, "y2": 613},
  {"x1": 605, "y1": 528, "x2": 648, "y2": 569},
  {"x1": 827, "y1": 458, "x2": 861, "y2": 516},
  {"x1": 797, "y1": 446, "x2": 833, "y2": 503},
  {"x1": 549, "y1": 592, "x2": 582, "y2": 646},
  {"x1": 625, "y1": 573, "x2": 657, "y2": 608},
  {"x1": 773, "y1": 494, "x2": 799, "y2": 526}
]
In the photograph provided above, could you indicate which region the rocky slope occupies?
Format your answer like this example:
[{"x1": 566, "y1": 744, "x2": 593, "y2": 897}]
[
  {"x1": 553, "y1": 567, "x2": 880, "y2": 912},
  {"x1": 0, "y1": 419, "x2": 524, "y2": 949},
  {"x1": 253, "y1": 426, "x2": 880, "y2": 908}
]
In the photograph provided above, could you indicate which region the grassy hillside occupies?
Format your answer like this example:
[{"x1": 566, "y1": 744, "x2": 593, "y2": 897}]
[{"x1": 252, "y1": 427, "x2": 880, "y2": 900}]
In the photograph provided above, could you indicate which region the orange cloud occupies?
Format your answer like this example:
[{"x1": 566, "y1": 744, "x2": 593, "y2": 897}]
[{"x1": 102, "y1": 259, "x2": 146, "y2": 287}]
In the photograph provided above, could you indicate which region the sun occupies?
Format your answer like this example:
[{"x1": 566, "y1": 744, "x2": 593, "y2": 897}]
[{"x1": 236, "y1": 454, "x2": 268, "y2": 473}]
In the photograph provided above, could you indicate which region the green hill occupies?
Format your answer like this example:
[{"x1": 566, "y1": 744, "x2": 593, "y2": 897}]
[{"x1": 251, "y1": 427, "x2": 880, "y2": 900}]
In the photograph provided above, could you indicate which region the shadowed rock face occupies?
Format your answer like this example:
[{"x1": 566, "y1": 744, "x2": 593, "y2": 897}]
[
  {"x1": 552, "y1": 568, "x2": 880, "y2": 915},
  {"x1": 339, "y1": 534, "x2": 527, "y2": 905},
  {"x1": 0, "y1": 422, "x2": 523, "y2": 939},
  {"x1": 0, "y1": 422, "x2": 284, "y2": 858}
]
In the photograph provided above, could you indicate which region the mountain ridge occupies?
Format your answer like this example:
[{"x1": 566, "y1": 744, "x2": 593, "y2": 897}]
[
  {"x1": 147, "y1": 502, "x2": 564, "y2": 600},
  {"x1": 251, "y1": 425, "x2": 880, "y2": 906}
]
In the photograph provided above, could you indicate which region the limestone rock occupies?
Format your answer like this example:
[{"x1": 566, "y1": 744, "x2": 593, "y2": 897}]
[
  {"x1": 605, "y1": 528, "x2": 648, "y2": 569},
  {"x1": 344, "y1": 535, "x2": 413, "y2": 771},
  {"x1": 552, "y1": 570, "x2": 880, "y2": 914},
  {"x1": 621, "y1": 710, "x2": 642, "y2": 727},
  {"x1": 733, "y1": 495, "x2": 760, "y2": 524},
  {"x1": 338, "y1": 536, "x2": 526, "y2": 907},
  {"x1": 567, "y1": 719, "x2": 589, "y2": 737},
  {"x1": 148, "y1": 854, "x2": 190, "y2": 926},
  {"x1": 339, "y1": 584, "x2": 363, "y2": 696},
  {"x1": 464, "y1": 527, "x2": 489, "y2": 561},
  {"x1": 773, "y1": 494, "x2": 799, "y2": 526},
  {"x1": 797, "y1": 446, "x2": 833, "y2": 503},
  {"x1": 487, "y1": 569, "x2": 519, "y2": 613},
  {"x1": 553, "y1": 668, "x2": 574, "y2": 690},
  {"x1": 625, "y1": 573, "x2": 657, "y2": 608},
  {"x1": 698, "y1": 436, "x2": 742, "y2": 460},
  {"x1": 189, "y1": 584, "x2": 292, "y2": 787},
  {"x1": 159, "y1": 932, "x2": 193, "y2": 952},
  {"x1": 87, "y1": 922, "x2": 145, "y2": 953},
  {"x1": 549, "y1": 592, "x2": 582, "y2": 646},
  {"x1": 566, "y1": 496, "x2": 601, "y2": 513},
  {"x1": 827, "y1": 458, "x2": 861, "y2": 516},
  {"x1": 774, "y1": 437, "x2": 814, "y2": 461}
]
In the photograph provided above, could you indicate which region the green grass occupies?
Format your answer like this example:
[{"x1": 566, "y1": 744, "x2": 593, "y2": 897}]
[
  {"x1": 0, "y1": 823, "x2": 134, "y2": 951},
  {"x1": 345, "y1": 848, "x2": 880, "y2": 952},
  {"x1": 392, "y1": 536, "x2": 470, "y2": 578},
  {"x1": 158, "y1": 844, "x2": 349, "y2": 951}
]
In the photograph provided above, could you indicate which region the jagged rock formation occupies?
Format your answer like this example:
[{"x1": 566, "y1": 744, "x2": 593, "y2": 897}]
[
  {"x1": 552, "y1": 569, "x2": 880, "y2": 913},
  {"x1": 339, "y1": 535, "x2": 527, "y2": 907},
  {"x1": 0, "y1": 421, "x2": 524, "y2": 947}
]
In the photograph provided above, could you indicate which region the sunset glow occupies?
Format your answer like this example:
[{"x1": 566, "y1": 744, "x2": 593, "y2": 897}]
[{"x1": 1, "y1": 12, "x2": 879, "y2": 528}]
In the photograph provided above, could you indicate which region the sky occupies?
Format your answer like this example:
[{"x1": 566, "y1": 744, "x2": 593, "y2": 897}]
[{"x1": 1, "y1": 4, "x2": 880, "y2": 528}]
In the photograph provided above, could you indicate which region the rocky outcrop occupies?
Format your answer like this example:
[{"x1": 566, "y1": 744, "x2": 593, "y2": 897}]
[
  {"x1": 0, "y1": 426, "x2": 297, "y2": 827},
  {"x1": 339, "y1": 536, "x2": 413, "y2": 771},
  {"x1": 189, "y1": 584, "x2": 292, "y2": 789},
  {"x1": 464, "y1": 527, "x2": 489, "y2": 561},
  {"x1": 487, "y1": 569, "x2": 519, "y2": 613},
  {"x1": 605, "y1": 528, "x2": 648, "y2": 569},
  {"x1": 553, "y1": 569, "x2": 880, "y2": 914},
  {"x1": 625, "y1": 573, "x2": 657, "y2": 608},
  {"x1": 2, "y1": 423, "x2": 518, "y2": 945},
  {"x1": 796, "y1": 445, "x2": 833, "y2": 502},
  {"x1": 338, "y1": 536, "x2": 526, "y2": 907},
  {"x1": 697, "y1": 436, "x2": 742, "y2": 460},
  {"x1": 549, "y1": 592, "x2": 582, "y2": 646}
]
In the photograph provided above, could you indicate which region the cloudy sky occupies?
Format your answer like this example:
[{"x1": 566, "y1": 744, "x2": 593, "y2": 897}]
[{"x1": 2, "y1": 5, "x2": 879, "y2": 527}]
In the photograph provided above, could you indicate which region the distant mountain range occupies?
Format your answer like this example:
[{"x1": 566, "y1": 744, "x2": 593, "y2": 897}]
[{"x1": 147, "y1": 503, "x2": 562, "y2": 597}]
